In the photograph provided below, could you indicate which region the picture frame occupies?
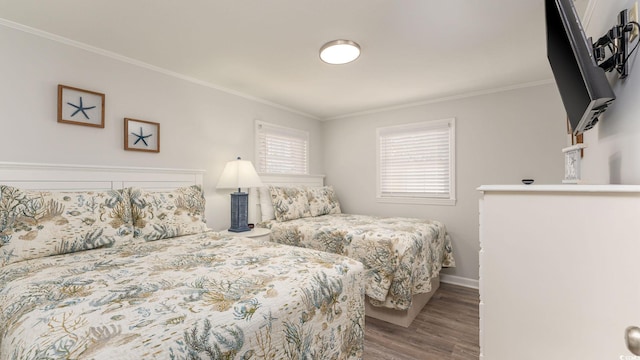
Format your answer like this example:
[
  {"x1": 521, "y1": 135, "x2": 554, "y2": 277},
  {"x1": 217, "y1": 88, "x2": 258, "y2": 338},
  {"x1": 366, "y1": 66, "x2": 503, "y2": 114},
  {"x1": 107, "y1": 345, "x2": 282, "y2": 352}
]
[
  {"x1": 58, "y1": 85, "x2": 105, "y2": 127},
  {"x1": 124, "y1": 118, "x2": 160, "y2": 153}
]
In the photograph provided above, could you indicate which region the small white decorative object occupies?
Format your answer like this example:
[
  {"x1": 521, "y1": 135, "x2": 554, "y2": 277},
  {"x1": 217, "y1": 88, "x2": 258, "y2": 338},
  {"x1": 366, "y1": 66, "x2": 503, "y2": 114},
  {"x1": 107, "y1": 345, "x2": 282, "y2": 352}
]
[{"x1": 562, "y1": 143, "x2": 587, "y2": 183}]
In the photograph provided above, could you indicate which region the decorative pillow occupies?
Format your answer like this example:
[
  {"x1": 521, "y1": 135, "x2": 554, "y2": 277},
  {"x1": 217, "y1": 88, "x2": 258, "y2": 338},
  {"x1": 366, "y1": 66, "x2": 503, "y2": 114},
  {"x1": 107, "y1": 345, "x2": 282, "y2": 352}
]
[
  {"x1": 258, "y1": 186, "x2": 276, "y2": 222},
  {"x1": 128, "y1": 185, "x2": 209, "y2": 241},
  {"x1": 0, "y1": 185, "x2": 133, "y2": 267},
  {"x1": 307, "y1": 186, "x2": 342, "y2": 216},
  {"x1": 269, "y1": 186, "x2": 311, "y2": 222}
]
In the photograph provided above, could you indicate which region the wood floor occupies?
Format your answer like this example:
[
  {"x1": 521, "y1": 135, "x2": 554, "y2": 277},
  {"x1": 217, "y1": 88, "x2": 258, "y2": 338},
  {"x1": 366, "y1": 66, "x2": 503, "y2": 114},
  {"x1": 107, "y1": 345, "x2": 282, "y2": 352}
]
[{"x1": 363, "y1": 283, "x2": 479, "y2": 360}]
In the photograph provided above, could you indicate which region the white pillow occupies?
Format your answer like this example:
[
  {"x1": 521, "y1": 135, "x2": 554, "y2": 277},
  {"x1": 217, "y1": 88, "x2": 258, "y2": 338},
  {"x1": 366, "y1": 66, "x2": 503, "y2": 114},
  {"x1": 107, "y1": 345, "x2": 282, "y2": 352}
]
[
  {"x1": 269, "y1": 186, "x2": 311, "y2": 221},
  {"x1": 259, "y1": 186, "x2": 275, "y2": 222},
  {"x1": 0, "y1": 186, "x2": 133, "y2": 267},
  {"x1": 307, "y1": 186, "x2": 342, "y2": 216},
  {"x1": 129, "y1": 186, "x2": 209, "y2": 241}
]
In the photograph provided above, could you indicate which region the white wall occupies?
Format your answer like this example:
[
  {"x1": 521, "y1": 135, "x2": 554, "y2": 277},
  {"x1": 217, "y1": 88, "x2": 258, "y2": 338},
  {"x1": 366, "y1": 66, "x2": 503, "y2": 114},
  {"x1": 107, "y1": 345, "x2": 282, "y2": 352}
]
[
  {"x1": 322, "y1": 84, "x2": 567, "y2": 282},
  {"x1": 321, "y1": 0, "x2": 640, "y2": 283},
  {"x1": 0, "y1": 24, "x2": 322, "y2": 231},
  {"x1": 6, "y1": 4, "x2": 633, "y2": 283},
  {"x1": 581, "y1": 0, "x2": 640, "y2": 184}
]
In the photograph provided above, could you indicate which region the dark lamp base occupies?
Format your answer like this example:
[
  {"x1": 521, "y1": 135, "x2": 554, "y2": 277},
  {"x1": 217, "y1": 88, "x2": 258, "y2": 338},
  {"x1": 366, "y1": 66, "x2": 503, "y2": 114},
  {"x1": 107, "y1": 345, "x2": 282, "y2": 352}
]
[{"x1": 228, "y1": 191, "x2": 250, "y2": 232}]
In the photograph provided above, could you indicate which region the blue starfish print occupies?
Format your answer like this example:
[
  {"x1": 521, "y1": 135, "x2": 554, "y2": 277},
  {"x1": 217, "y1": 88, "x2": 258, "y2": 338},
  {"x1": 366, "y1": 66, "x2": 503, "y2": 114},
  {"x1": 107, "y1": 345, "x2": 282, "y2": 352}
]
[
  {"x1": 2, "y1": 248, "x2": 17, "y2": 264},
  {"x1": 67, "y1": 96, "x2": 96, "y2": 119},
  {"x1": 131, "y1": 127, "x2": 153, "y2": 146}
]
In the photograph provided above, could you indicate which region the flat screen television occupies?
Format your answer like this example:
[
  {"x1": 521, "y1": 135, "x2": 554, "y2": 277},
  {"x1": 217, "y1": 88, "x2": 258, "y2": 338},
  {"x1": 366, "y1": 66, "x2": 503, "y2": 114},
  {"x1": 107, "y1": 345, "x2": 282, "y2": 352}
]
[{"x1": 546, "y1": 0, "x2": 615, "y2": 135}]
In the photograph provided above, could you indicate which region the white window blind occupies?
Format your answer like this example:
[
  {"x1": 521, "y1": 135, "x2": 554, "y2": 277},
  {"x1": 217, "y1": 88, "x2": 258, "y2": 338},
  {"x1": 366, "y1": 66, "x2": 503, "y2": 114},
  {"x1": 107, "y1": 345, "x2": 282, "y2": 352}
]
[
  {"x1": 377, "y1": 118, "x2": 455, "y2": 205},
  {"x1": 255, "y1": 121, "x2": 309, "y2": 174}
]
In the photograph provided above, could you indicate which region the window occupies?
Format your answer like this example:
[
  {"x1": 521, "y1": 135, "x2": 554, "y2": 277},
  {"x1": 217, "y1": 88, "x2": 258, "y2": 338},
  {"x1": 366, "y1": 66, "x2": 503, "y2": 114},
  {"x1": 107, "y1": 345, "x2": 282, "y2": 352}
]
[
  {"x1": 255, "y1": 121, "x2": 309, "y2": 174},
  {"x1": 376, "y1": 118, "x2": 455, "y2": 205}
]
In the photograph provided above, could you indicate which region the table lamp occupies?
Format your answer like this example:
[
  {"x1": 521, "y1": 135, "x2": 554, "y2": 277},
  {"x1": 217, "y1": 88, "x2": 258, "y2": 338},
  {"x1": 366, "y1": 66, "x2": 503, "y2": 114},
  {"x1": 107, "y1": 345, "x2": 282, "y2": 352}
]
[{"x1": 216, "y1": 157, "x2": 263, "y2": 232}]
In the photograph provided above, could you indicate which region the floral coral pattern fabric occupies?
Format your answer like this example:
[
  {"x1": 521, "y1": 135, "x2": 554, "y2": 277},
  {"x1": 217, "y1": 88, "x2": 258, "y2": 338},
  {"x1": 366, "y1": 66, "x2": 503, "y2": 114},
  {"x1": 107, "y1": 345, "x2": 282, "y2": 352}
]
[
  {"x1": 307, "y1": 186, "x2": 342, "y2": 216},
  {"x1": 129, "y1": 185, "x2": 209, "y2": 241},
  {"x1": 0, "y1": 186, "x2": 132, "y2": 267},
  {"x1": 269, "y1": 186, "x2": 312, "y2": 221},
  {"x1": 260, "y1": 213, "x2": 455, "y2": 310},
  {"x1": 0, "y1": 232, "x2": 365, "y2": 359}
]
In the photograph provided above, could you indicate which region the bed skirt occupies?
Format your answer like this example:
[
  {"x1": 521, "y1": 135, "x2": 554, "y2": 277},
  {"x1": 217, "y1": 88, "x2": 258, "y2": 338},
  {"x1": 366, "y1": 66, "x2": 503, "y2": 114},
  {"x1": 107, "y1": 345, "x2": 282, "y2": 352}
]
[{"x1": 365, "y1": 276, "x2": 440, "y2": 327}]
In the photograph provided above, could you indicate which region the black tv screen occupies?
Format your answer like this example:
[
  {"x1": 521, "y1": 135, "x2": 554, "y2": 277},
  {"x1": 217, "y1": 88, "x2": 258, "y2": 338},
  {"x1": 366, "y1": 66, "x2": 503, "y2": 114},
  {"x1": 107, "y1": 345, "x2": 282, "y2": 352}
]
[{"x1": 546, "y1": 0, "x2": 615, "y2": 135}]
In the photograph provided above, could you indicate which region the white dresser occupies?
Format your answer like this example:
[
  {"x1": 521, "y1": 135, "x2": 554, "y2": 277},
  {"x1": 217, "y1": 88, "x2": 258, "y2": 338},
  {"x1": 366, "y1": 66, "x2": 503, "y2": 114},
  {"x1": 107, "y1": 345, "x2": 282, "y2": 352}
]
[{"x1": 478, "y1": 185, "x2": 640, "y2": 359}]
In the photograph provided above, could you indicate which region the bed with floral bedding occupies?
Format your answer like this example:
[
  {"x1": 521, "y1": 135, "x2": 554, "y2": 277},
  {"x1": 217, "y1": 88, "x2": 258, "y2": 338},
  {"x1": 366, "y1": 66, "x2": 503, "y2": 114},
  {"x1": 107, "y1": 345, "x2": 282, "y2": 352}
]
[
  {"x1": 256, "y1": 185, "x2": 455, "y2": 313},
  {"x1": 0, "y1": 183, "x2": 366, "y2": 360}
]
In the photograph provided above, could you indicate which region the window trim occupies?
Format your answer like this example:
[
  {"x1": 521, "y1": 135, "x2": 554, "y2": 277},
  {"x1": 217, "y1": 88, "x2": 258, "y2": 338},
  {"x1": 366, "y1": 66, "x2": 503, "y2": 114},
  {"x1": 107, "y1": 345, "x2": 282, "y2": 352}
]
[
  {"x1": 375, "y1": 118, "x2": 456, "y2": 206},
  {"x1": 254, "y1": 120, "x2": 310, "y2": 175}
]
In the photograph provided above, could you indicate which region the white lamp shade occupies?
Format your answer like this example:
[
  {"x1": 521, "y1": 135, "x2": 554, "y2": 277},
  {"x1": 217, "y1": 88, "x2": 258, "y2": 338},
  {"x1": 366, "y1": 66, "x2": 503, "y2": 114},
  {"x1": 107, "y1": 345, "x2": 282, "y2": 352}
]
[{"x1": 216, "y1": 159, "x2": 263, "y2": 190}]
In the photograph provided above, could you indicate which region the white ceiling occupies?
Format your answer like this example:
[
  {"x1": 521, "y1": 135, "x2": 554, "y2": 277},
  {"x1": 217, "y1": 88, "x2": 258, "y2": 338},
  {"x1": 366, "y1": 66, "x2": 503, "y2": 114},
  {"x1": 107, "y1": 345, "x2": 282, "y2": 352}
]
[{"x1": 0, "y1": 0, "x2": 561, "y2": 120}]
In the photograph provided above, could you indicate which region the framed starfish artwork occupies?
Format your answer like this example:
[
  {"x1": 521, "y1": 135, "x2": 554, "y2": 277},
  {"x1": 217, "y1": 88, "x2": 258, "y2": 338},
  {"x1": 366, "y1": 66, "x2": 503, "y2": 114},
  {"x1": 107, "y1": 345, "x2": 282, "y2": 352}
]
[
  {"x1": 57, "y1": 85, "x2": 105, "y2": 127},
  {"x1": 124, "y1": 118, "x2": 160, "y2": 153}
]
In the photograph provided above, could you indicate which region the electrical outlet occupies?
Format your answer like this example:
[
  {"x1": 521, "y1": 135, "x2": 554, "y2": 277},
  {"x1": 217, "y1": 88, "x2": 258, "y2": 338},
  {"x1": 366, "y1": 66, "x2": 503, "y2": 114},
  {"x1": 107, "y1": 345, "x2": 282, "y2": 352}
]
[{"x1": 631, "y1": 1, "x2": 639, "y2": 42}]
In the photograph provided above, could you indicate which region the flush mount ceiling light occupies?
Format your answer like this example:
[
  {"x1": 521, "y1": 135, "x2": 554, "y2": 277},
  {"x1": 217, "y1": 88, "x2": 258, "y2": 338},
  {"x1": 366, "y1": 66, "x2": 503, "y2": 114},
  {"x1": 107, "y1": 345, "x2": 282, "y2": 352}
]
[{"x1": 319, "y1": 39, "x2": 361, "y2": 65}]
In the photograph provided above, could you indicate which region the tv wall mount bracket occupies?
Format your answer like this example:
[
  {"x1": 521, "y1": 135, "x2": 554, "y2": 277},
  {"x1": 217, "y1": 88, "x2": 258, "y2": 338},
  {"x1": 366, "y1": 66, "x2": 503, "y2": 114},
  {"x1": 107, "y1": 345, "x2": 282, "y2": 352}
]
[{"x1": 592, "y1": 9, "x2": 639, "y2": 79}]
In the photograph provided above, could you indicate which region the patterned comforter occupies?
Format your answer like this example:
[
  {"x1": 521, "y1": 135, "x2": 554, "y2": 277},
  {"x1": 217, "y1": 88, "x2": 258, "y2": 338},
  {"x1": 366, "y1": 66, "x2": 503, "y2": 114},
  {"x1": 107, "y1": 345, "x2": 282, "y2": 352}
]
[
  {"x1": 0, "y1": 232, "x2": 365, "y2": 360},
  {"x1": 260, "y1": 214, "x2": 455, "y2": 310}
]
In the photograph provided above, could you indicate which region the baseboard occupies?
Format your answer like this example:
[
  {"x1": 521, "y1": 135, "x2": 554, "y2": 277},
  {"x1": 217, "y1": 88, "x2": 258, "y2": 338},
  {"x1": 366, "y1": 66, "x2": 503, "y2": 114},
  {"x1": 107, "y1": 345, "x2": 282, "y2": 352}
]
[{"x1": 439, "y1": 274, "x2": 479, "y2": 289}]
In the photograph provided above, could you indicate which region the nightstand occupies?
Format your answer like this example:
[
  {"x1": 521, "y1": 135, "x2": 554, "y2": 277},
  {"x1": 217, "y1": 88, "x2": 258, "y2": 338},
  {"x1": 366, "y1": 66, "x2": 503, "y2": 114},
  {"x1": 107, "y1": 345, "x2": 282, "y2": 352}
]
[{"x1": 218, "y1": 227, "x2": 271, "y2": 241}]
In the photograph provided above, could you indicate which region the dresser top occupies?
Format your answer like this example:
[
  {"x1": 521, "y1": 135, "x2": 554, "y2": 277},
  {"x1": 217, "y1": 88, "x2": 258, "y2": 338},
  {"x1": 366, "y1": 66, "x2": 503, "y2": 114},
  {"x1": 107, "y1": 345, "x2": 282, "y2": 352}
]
[{"x1": 477, "y1": 184, "x2": 640, "y2": 193}]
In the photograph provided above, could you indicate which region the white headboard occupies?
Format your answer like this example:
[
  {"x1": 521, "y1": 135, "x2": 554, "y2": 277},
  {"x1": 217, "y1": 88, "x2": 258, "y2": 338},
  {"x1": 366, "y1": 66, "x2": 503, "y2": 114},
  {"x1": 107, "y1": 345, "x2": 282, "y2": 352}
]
[
  {"x1": 248, "y1": 173, "x2": 325, "y2": 224},
  {"x1": 0, "y1": 162, "x2": 205, "y2": 191},
  {"x1": 255, "y1": 174, "x2": 325, "y2": 187}
]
